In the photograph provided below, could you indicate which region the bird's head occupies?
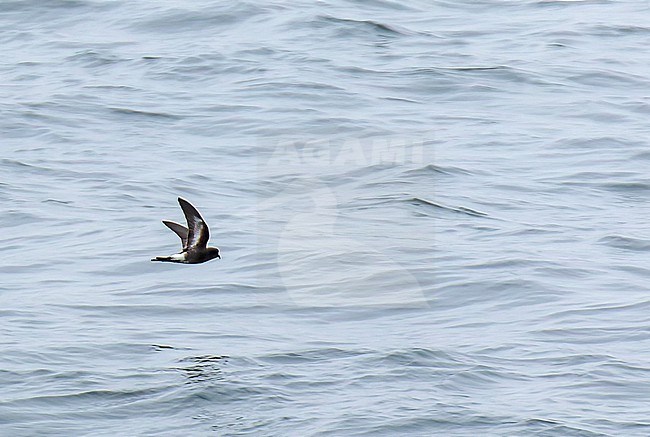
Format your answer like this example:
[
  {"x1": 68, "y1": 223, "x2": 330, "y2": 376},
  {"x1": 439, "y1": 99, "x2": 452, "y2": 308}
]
[{"x1": 208, "y1": 247, "x2": 221, "y2": 260}]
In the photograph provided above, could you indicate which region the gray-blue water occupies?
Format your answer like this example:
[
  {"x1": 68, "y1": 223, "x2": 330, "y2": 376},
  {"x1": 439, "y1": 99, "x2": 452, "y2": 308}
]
[{"x1": 2, "y1": 0, "x2": 650, "y2": 435}]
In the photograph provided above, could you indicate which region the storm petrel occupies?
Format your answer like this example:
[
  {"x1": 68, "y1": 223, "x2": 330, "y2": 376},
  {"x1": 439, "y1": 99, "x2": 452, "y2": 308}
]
[{"x1": 151, "y1": 197, "x2": 221, "y2": 264}]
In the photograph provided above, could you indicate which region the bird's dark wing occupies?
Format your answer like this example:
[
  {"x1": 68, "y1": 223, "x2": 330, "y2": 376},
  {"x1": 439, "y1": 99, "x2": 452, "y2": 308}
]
[
  {"x1": 162, "y1": 220, "x2": 189, "y2": 250},
  {"x1": 178, "y1": 197, "x2": 210, "y2": 249}
]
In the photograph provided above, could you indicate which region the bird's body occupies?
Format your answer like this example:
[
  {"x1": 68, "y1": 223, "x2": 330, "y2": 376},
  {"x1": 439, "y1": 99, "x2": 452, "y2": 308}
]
[{"x1": 151, "y1": 198, "x2": 221, "y2": 264}]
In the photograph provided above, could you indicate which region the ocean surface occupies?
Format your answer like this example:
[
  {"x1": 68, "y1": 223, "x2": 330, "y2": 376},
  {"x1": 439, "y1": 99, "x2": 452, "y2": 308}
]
[{"x1": 2, "y1": 0, "x2": 650, "y2": 435}]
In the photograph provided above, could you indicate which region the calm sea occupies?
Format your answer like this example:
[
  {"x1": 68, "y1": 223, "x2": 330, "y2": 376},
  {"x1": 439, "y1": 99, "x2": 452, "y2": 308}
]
[{"x1": 2, "y1": 0, "x2": 650, "y2": 435}]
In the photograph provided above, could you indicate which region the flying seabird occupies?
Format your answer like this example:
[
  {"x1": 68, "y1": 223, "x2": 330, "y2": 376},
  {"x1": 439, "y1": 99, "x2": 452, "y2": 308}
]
[{"x1": 151, "y1": 197, "x2": 221, "y2": 264}]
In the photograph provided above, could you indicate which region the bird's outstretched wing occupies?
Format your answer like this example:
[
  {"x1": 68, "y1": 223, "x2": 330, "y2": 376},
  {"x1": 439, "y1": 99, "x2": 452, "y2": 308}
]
[
  {"x1": 162, "y1": 220, "x2": 189, "y2": 250},
  {"x1": 178, "y1": 197, "x2": 210, "y2": 249}
]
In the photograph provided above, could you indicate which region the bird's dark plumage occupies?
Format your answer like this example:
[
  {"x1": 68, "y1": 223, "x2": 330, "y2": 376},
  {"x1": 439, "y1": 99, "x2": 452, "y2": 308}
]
[
  {"x1": 178, "y1": 197, "x2": 210, "y2": 250},
  {"x1": 162, "y1": 220, "x2": 189, "y2": 249},
  {"x1": 151, "y1": 197, "x2": 221, "y2": 264}
]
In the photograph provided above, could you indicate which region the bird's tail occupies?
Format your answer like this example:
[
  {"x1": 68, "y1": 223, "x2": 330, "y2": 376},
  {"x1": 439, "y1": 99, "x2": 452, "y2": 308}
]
[{"x1": 151, "y1": 256, "x2": 173, "y2": 262}]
